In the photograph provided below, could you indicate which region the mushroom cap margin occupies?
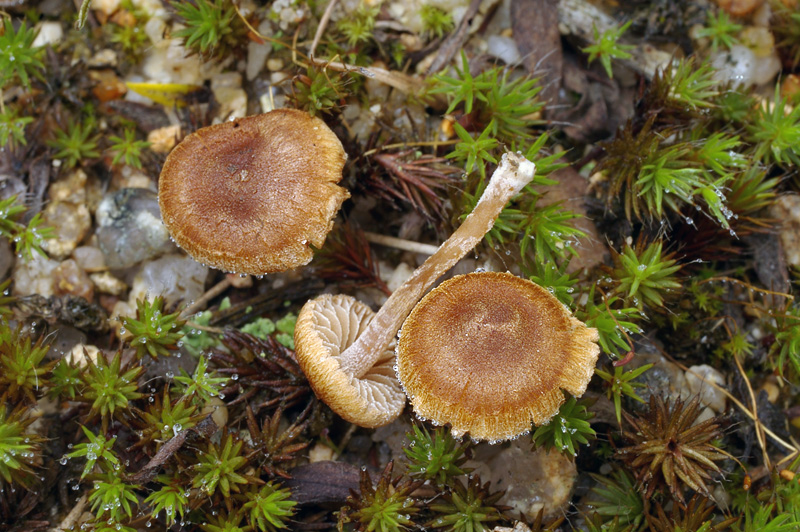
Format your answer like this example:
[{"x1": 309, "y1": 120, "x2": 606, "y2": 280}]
[{"x1": 294, "y1": 294, "x2": 406, "y2": 428}]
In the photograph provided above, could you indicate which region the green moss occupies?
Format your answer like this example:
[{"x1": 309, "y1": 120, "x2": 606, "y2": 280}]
[
  {"x1": 0, "y1": 18, "x2": 45, "y2": 90},
  {"x1": 582, "y1": 21, "x2": 635, "y2": 79},
  {"x1": 0, "y1": 405, "x2": 42, "y2": 488},
  {"x1": 404, "y1": 425, "x2": 471, "y2": 486},
  {"x1": 420, "y1": 5, "x2": 454, "y2": 39},
  {"x1": 532, "y1": 396, "x2": 595, "y2": 456},
  {"x1": 172, "y1": 0, "x2": 248, "y2": 61},
  {"x1": 122, "y1": 296, "x2": 185, "y2": 359},
  {"x1": 47, "y1": 117, "x2": 101, "y2": 169},
  {"x1": 0, "y1": 195, "x2": 55, "y2": 260},
  {"x1": 336, "y1": 5, "x2": 379, "y2": 47},
  {"x1": 240, "y1": 317, "x2": 276, "y2": 339},
  {"x1": 0, "y1": 323, "x2": 55, "y2": 405}
]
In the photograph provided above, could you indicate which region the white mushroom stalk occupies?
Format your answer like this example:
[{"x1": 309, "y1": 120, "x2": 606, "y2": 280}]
[{"x1": 337, "y1": 152, "x2": 536, "y2": 377}]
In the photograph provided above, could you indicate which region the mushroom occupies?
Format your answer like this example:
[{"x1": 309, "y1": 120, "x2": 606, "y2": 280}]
[
  {"x1": 396, "y1": 271, "x2": 600, "y2": 441},
  {"x1": 158, "y1": 109, "x2": 349, "y2": 275},
  {"x1": 295, "y1": 152, "x2": 536, "y2": 427}
]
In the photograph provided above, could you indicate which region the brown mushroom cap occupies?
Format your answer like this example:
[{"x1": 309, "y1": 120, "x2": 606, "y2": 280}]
[
  {"x1": 295, "y1": 293, "x2": 406, "y2": 428},
  {"x1": 158, "y1": 109, "x2": 349, "y2": 275},
  {"x1": 396, "y1": 271, "x2": 600, "y2": 441}
]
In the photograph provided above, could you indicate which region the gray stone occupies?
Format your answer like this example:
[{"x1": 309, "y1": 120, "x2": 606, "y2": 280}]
[
  {"x1": 95, "y1": 188, "x2": 174, "y2": 269},
  {"x1": 128, "y1": 254, "x2": 209, "y2": 309}
]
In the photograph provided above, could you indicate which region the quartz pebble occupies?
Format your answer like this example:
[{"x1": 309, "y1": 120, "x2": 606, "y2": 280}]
[
  {"x1": 710, "y1": 43, "x2": 781, "y2": 88},
  {"x1": 147, "y1": 125, "x2": 182, "y2": 154},
  {"x1": 111, "y1": 255, "x2": 206, "y2": 337},
  {"x1": 144, "y1": 16, "x2": 168, "y2": 46},
  {"x1": 213, "y1": 87, "x2": 248, "y2": 122},
  {"x1": 72, "y1": 246, "x2": 107, "y2": 272},
  {"x1": 41, "y1": 201, "x2": 92, "y2": 259},
  {"x1": 486, "y1": 35, "x2": 521, "y2": 65},
  {"x1": 269, "y1": 0, "x2": 308, "y2": 31},
  {"x1": 32, "y1": 21, "x2": 63, "y2": 47},
  {"x1": 127, "y1": 254, "x2": 208, "y2": 309},
  {"x1": 211, "y1": 71, "x2": 243, "y2": 90},
  {"x1": 308, "y1": 442, "x2": 336, "y2": 463},
  {"x1": 143, "y1": 347, "x2": 198, "y2": 384},
  {"x1": 87, "y1": 48, "x2": 118, "y2": 68},
  {"x1": 42, "y1": 170, "x2": 92, "y2": 258},
  {"x1": 270, "y1": 71, "x2": 291, "y2": 85},
  {"x1": 112, "y1": 166, "x2": 155, "y2": 191},
  {"x1": 95, "y1": 188, "x2": 174, "y2": 269},
  {"x1": 695, "y1": 406, "x2": 717, "y2": 425},
  {"x1": 49, "y1": 170, "x2": 87, "y2": 203},
  {"x1": 66, "y1": 344, "x2": 101, "y2": 367},
  {"x1": 770, "y1": 194, "x2": 800, "y2": 267},
  {"x1": 685, "y1": 365, "x2": 727, "y2": 414},
  {"x1": 90, "y1": 271, "x2": 128, "y2": 296},
  {"x1": 12, "y1": 254, "x2": 59, "y2": 297},
  {"x1": 741, "y1": 26, "x2": 777, "y2": 57},
  {"x1": 246, "y1": 21, "x2": 273, "y2": 80},
  {"x1": 91, "y1": 0, "x2": 121, "y2": 17},
  {"x1": 760, "y1": 378, "x2": 780, "y2": 403},
  {"x1": 142, "y1": 38, "x2": 206, "y2": 85},
  {"x1": 371, "y1": 416, "x2": 413, "y2": 458},
  {"x1": 201, "y1": 397, "x2": 228, "y2": 429},
  {"x1": 53, "y1": 259, "x2": 94, "y2": 301},
  {"x1": 470, "y1": 440, "x2": 576, "y2": 519},
  {"x1": 266, "y1": 58, "x2": 284, "y2": 72},
  {"x1": 636, "y1": 44, "x2": 673, "y2": 79}
]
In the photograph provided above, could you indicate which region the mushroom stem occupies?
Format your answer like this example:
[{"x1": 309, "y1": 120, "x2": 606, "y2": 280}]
[
  {"x1": 339, "y1": 152, "x2": 536, "y2": 377},
  {"x1": 363, "y1": 231, "x2": 440, "y2": 255}
]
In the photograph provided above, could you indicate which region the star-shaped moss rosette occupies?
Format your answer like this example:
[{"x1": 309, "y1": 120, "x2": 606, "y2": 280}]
[
  {"x1": 617, "y1": 395, "x2": 731, "y2": 504},
  {"x1": 338, "y1": 461, "x2": 421, "y2": 532},
  {"x1": 122, "y1": 296, "x2": 185, "y2": 360},
  {"x1": 0, "y1": 405, "x2": 45, "y2": 488}
]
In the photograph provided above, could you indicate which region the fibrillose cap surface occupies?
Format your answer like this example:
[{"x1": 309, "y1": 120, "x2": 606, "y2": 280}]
[
  {"x1": 397, "y1": 271, "x2": 600, "y2": 441},
  {"x1": 295, "y1": 294, "x2": 406, "y2": 428},
  {"x1": 158, "y1": 109, "x2": 349, "y2": 275}
]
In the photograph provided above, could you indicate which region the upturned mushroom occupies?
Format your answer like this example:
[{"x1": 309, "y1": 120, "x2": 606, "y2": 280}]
[
  {"x1": 294, "y1": 152, "x2": 536, "y2": 428},
  {"x1": 396, "y1": 271, "x2": 600, "y2": 441},
  {"x1": 158, "y1": 109, "x2": 349, "y2": 276}
]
